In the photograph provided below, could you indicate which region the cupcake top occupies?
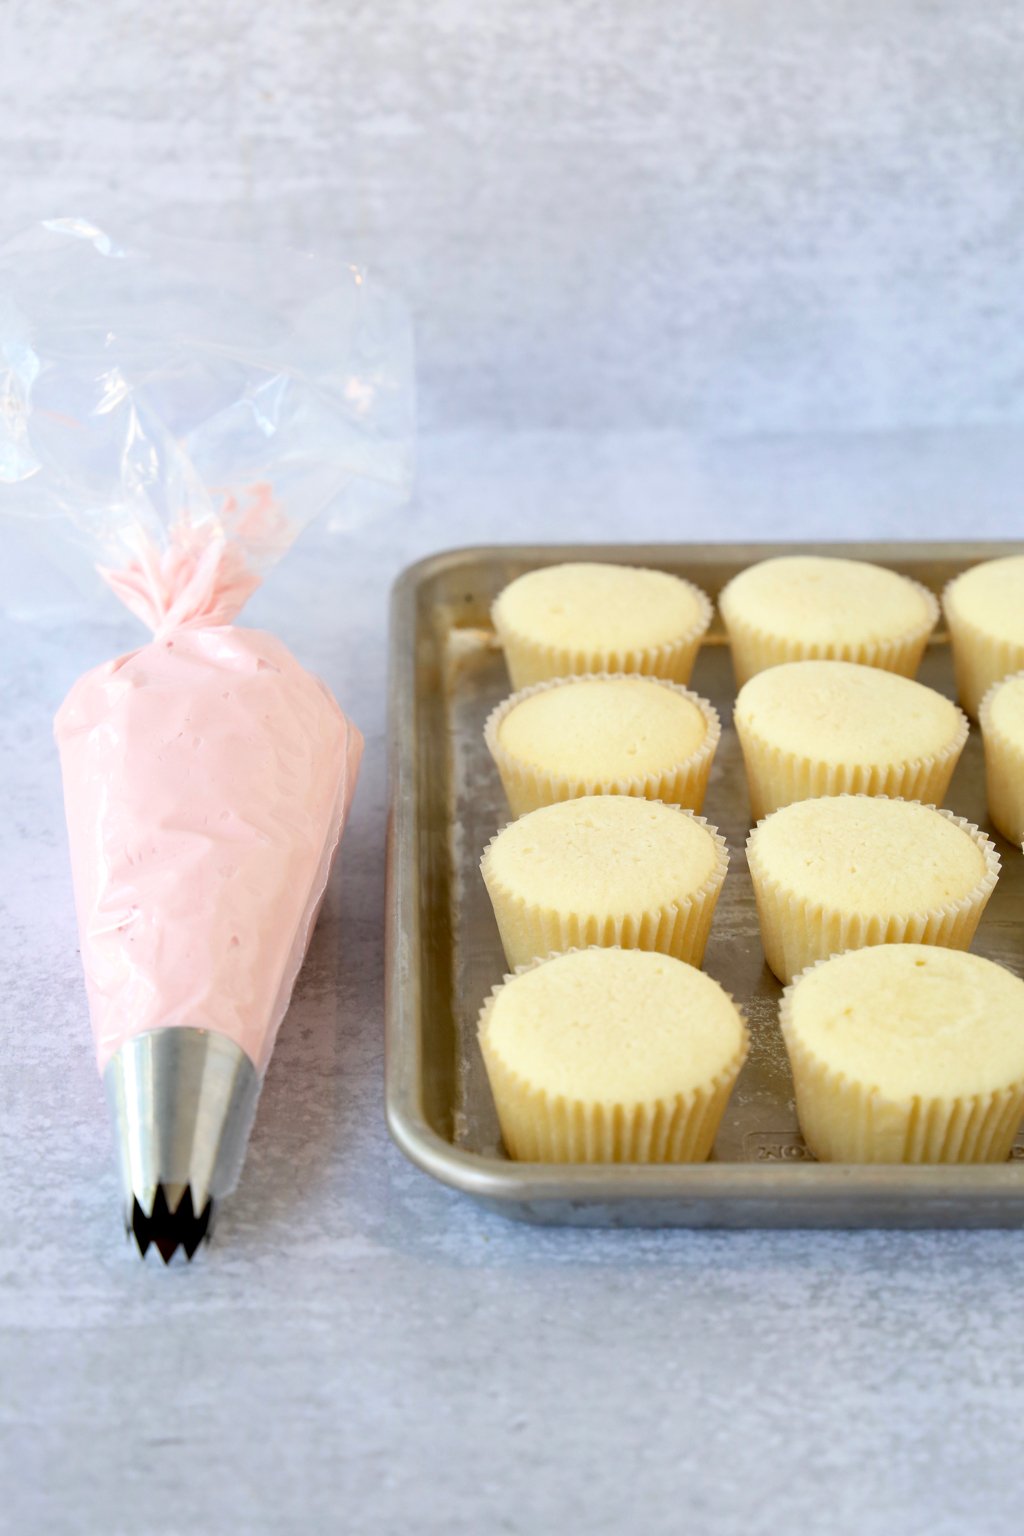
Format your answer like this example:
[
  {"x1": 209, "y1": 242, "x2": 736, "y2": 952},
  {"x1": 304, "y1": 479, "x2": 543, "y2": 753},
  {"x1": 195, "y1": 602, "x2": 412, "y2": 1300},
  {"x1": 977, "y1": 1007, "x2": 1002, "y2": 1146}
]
[
  {"x1": 484, "y1": 795, "x2": 722, "y2": 915},
  {"x1": 735, "y1": 660, "x2": 965, "y2": 768},
  {"x1": 783, "y1": 944, "x2": 1024, "y2": 1099},
  {"x1": 493, "y1": 563, "x2": 708, "y2": 653},
  {"x1": 720, "y1": 556, "x2": 935, "y2": 646},
  {"x1": 495, "y1": 675, "x2": 710, "y2": 783},
  {"x1": 481, "y1": 947, "x2": 746, "y2": 1103},
  {"x1": 749, "y1": 795, "x2": 992, "y2": 918},
  {"x1": 982, "y1": 671, "x2": 1024, "y2": 744},
  {"x1": 945, "y1": 555, "x2": 1024, "y2": 643}
]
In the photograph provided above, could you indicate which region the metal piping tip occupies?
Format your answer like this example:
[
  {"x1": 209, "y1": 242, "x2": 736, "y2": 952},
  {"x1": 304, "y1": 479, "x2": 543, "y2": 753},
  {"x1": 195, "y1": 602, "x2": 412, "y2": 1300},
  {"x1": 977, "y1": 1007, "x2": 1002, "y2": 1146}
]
[
  {"x1": 130, "y1": 1186, "x2": 213, "y2": 1263},
  {"x1": 104, "y1": 1028, "x2": 261, "y2": 1262}
]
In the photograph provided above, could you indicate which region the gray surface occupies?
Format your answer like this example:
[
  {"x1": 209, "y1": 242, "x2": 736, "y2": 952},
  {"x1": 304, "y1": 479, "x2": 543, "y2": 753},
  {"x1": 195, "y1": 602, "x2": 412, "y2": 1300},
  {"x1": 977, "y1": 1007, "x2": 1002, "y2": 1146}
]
[
  {"x1": 3, "y1": 426, "x2": 1024, "y2": 1534},
  {"x1": 6, "y1": 0, "x2": 1024, "y2": 436}
]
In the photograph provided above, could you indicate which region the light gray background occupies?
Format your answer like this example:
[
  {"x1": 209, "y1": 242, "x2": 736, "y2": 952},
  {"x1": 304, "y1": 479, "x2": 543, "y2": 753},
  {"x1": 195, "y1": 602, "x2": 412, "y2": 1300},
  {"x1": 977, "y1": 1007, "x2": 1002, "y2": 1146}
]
[
  {"x1": 4, "y1": 3, "x2": 1024, "y2": 1534},
  {"x1": 8, "y1": 0, "x2": 1024, "y2": 436}
]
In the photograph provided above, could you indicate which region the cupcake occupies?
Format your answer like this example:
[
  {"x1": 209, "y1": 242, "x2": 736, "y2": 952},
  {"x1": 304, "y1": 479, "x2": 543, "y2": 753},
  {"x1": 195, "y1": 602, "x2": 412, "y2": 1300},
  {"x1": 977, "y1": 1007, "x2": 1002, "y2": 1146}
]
[
  {"x1": 478, "y1": 947, "x2": 749, "y2": 1162},
  {"x1": 734, "y1": 660, "x2": 968, "y2": 820},
  {"x1": 484, "y1": 673, "x2": 721, "y2": 818},
  {"x1": 943, "y1": 554, "x2": 1024, "y2": 718},
  {"x1": 491, "y1": 562, "x2": 713, "y2": 691},
  {"x1": 979, "y1": 670, "x2": 1024, "y2": 846},
  {"x1": 719, "y1": 555, "x2": 938, "y2": 686},
  {"x1": 746, "y1": 794, "x2": 999, "y2": 985},
  {"x1": 480, "y1": 794, "x2": 728, "y2": 971},
  {"x1": 781, "y1": 945, "x2": 1024, "y2": 1163}
]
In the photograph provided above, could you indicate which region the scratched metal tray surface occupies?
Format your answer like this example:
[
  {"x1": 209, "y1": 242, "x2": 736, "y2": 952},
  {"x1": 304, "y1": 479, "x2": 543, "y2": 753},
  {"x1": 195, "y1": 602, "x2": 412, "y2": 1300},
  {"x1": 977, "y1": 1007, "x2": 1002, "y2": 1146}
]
[{"x1": 385, "y1": 542, "x2": 1024, "y2": 1227}]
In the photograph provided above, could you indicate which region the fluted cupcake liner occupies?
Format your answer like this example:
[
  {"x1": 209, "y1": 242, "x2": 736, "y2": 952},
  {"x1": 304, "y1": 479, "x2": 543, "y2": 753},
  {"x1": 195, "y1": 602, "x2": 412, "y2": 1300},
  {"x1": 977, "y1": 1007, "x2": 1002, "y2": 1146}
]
[
  {"x1": 746, "y1": 798, "x2": 1001, "y2": 986},
  {"x1": 943, "y1": 576, "x2": 1024, "y2": 720},
  {"x1": 492, "y1": 572, "x2": 714, "y2": 692},
  {"x1": 780, "y1": 962, "x2": 1024, "y2": 1163},
  {"x1": 477, "y1": 948, "x2": 749, "y2": 1163},
  {"x1": 979, "y1": 671, "x2": 1024, "y2": 846},
  {"x1": 735, "y1": 704, "x2": 969, "y2": 822},
  {"x1": 720, "y1": 576, "x2": 939, "y2": 688},
  {"x1": 483, "y1": 673, "x2": 722, "y2": 818},
  {"x1": 480, "y1": 806, "x2": 730, "y2": 971}
]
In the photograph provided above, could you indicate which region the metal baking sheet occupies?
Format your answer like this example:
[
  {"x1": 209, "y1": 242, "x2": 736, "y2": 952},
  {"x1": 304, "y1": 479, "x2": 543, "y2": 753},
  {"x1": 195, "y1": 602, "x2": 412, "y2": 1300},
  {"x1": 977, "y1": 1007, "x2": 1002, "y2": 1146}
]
[{"x1": 385, "y1": 541, "x2": 1024, "y2": 1227}]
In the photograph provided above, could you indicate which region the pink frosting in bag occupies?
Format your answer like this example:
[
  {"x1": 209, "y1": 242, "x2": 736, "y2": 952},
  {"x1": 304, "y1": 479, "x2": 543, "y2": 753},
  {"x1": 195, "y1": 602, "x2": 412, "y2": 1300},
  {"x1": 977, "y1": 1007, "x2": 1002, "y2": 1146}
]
[{"x1": 55, "y1": 624, "x2": 360, "y2": 1073}]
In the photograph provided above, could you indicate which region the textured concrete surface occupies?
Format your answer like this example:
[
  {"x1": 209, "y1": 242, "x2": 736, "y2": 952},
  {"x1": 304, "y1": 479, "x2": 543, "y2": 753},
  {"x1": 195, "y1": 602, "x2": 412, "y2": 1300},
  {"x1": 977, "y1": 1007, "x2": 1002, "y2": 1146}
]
[
  {"x1": 2, "y1": 427, "x2": 1024, "y2": 1535},
  {"x1": 7, "y1": 0, "x2": 1024, "y2": 435}
]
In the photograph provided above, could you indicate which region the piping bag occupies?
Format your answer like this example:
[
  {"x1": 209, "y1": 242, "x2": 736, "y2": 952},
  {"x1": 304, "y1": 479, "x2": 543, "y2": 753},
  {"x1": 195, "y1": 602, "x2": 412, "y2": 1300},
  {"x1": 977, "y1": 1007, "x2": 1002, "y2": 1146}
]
[{"x1": 0, "y1": 221, "x2": 413, "y2": 1259}]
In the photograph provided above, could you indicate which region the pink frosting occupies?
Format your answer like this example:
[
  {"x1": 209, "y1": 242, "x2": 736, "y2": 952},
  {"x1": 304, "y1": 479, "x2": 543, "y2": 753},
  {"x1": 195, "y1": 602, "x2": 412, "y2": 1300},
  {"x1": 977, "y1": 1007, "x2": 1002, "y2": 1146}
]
[
  {"x1": 97, "y1": 489, "x2": 291, "y2": 638},
  {"x1": 55, "y1": 626, "x2": 360, "y2": 1073}
]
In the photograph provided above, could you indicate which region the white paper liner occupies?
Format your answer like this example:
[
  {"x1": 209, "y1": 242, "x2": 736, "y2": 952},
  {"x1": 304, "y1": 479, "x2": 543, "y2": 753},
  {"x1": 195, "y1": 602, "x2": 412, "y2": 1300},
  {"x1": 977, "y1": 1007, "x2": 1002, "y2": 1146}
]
[
  {"x1": 492, "y1": 570, "x2": 713, "y2": 691},
  {"x1": 780, "y1": 952, "x2": 1024, "y2": 1163},
  {"x1": 943, "y1": 571, "x2": 1024, "y2": 719},
  {"x1": 483, "y1": 672, "x2": 721, "y2": 818},
  {"x1": 746, "y1": 795, "x2": 1001, "y2": 986},
  {"x1": 720, "y1": 573, "x2": 939, "y2": 687},
  {"x1": 735, "y1": 693, "x2": 969, "y2": 822},
  {"x1": 477, "y1": 946, "x2": 749, "y2": 1162},
  {"x1": 480, "y1": 802, "x2": 730, "y2": 971},
  {"x1": 979, "y1": 670, "x2": 1024, "y2": 846}
]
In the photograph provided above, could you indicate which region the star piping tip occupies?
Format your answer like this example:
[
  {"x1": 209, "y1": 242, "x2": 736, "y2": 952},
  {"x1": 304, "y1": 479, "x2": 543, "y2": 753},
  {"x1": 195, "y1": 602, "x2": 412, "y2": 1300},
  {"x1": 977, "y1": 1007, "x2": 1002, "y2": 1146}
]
[{"x1": 128, "y1": 1186, "x2": 213, "y2": 1263}]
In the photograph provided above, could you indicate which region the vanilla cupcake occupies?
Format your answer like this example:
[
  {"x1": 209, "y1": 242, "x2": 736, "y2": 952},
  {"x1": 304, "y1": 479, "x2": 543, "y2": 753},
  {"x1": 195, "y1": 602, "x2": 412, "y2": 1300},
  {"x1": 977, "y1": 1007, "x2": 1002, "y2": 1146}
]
[
  {"x1": 479, "y1": 947, "x2": 749, "y2": 1162},
  {"x1": 484, "y1": 674, "x2": 721, "y2": 817},
  {"x1": 481, "y1": 794, "x2": 728, "y2": 971},
  {"x1": 980, "y1": 670, "x2": 1024, "y2": 846},
  {"x1": 719, "y1": 555, "x2": 938, "y2": 686},
  {"x1": 781, "y1": 945, "x2": 1024, "y2": 1163},
  {"x1": 747, "y1": 795, "x2": 999, "y2": 985},
  {"x1": 491, "y1": 563, "x2": 713, "y2": 691},
  {"x1": 944, "y1": 554, "x2": 1024, "y2": 718},
  {"x1": 734, "y1": 660, "x2": 968, "y2": 820}
]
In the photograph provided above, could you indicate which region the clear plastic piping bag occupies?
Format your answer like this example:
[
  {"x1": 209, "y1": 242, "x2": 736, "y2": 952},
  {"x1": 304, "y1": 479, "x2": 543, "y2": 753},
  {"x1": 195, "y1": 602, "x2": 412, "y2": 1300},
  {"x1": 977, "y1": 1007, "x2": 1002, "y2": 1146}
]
[{"x1": 1, "y1": 220, "x2": 414, "y2": 1258}]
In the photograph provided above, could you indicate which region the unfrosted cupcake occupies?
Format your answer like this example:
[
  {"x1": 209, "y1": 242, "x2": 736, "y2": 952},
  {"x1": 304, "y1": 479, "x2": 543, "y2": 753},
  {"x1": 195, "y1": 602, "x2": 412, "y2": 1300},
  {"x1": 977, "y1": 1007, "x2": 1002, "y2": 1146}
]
[
  {"x1": 734, "y1": 660, "x2": 968, "y2": 820},
  {"x1": 491, "y1": 563, "x2": 713, "y2": 691},
  {"x1": 943, "y1": 554, "x2": 1024, "y2": 718},
  {"x1": 478, "y1": 947, "x2": 749, "y2": 1162},
  {"x1": 980, "y1": 670, "x2": 1024, "y2": 846},
  {"x1": 781, "y1": 945, "x2": 1024, "y2": 1163},
  {"x1": 480, "y1": 794, "x2": 728, "y2": 970},
  {"x1": 719, "y1": 555, "x2": 938, "y2": 686},
  {"x1": 484, "y1": 673, "x2": 721, "y2": 817},
  {"x1": 747, "y1": 794, "x2": 999, "y2": 984}
]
